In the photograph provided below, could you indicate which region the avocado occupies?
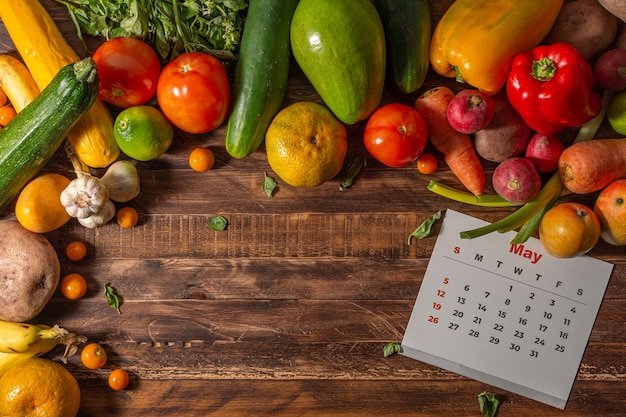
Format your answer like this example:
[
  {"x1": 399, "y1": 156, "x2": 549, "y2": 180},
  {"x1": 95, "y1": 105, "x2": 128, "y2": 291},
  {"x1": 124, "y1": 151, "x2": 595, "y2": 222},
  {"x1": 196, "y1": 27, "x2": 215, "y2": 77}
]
[{"x1": 290, "y1": 0, "x2": 386, "y2": 125}]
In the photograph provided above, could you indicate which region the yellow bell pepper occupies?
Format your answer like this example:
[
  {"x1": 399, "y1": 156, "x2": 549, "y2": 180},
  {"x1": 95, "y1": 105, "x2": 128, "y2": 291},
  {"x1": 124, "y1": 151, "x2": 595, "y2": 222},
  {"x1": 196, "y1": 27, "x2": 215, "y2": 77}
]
[{"x1": 430, "y1": 0, "x2": 563, "y2": 95}]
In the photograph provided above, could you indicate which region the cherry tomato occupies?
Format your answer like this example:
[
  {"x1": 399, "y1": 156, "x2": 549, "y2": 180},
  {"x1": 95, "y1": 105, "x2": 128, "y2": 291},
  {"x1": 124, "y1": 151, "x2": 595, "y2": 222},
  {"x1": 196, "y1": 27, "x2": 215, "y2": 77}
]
[
  {"x1": 539, "y1": 202, "x2": 601, "y2": 258},
  {"x1": 156, "y1": 52, "x2": 230, "y2": 134},
  {"x1": 81, "y1": 343, "x2": 108, "y2": 369},
  {"x1": 416, "y1": 153, "x2": 438, "y2": 174},
  {"x1": 61, "y1": 273, "x2": 88, "y2": 300},
  {"x1": 364, "y1": 103, "x2": 428, "y2": 167},
  {"x1": 92, "y1": 37, "x2": 161, "y2": 108},
  {"x1": 65, "y1": 241, "x2": 87, "y2": 261},
  {"x1": 116, "y1": 207, "x2": 139, "y2": 228},
  {"x1": 0, "y1": 105, "x2": 16, "y2": 126},
  {"x1": 108, "y1": 369, "x2": 130, "y2": 391},
  {"x1": 189, "y1": 147, "x2": 215, "y2": 172}
]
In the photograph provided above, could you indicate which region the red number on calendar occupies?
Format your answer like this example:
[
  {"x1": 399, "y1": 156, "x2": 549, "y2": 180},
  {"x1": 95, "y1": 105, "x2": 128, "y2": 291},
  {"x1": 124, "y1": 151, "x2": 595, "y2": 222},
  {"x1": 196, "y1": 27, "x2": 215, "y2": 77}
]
[
  {"x1": 437, "y1": 289, "x2": 446, "y2": 298},
  {"x1": 428, "y1": 315, "x2": 439, "y2": 324},
  {"x1": 443, "y1": 277, "x2": 449, "y2": 284}
]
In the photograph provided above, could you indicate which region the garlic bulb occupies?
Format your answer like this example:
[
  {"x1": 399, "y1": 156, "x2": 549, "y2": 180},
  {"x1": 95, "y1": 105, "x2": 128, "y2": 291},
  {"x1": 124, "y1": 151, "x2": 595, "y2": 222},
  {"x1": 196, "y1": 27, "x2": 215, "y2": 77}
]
[
  {"x1": 60, "y1": 175, "x2": 110, "y2": 219},
  {"x1": 100, "y1": 160, "x2": 140, "y2": 203},
  {"x1": 77, "y1": 199, "x2": 116, "y2": 229}
]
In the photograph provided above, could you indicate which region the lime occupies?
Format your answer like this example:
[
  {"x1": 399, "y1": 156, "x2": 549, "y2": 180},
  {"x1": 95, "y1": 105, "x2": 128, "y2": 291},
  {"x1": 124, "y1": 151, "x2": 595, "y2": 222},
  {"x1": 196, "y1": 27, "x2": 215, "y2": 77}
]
[
  {"x1": 607, "y1": 90, "x2": 626, "y2": 135},
  {"x1": 114, "y1": 105, "x2": 174, "y2": 161}
]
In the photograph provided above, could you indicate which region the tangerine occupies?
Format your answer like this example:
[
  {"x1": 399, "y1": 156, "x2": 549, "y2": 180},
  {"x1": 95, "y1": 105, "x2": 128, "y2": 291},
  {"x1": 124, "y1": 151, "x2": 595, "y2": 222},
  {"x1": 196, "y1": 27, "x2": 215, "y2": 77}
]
[
  {"x1": 265, "y1": 101, "x2": 347, "y2": 187},
  {"x1": 0, "y1": 357, "x2": 81, "y2": 417}
]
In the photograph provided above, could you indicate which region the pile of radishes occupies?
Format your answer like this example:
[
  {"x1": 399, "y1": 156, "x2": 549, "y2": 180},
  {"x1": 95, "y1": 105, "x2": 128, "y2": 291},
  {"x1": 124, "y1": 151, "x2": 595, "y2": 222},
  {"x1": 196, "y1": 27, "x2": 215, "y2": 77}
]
[{"x1": 445, "y1": 47, "x2": 626, "y2": 205}]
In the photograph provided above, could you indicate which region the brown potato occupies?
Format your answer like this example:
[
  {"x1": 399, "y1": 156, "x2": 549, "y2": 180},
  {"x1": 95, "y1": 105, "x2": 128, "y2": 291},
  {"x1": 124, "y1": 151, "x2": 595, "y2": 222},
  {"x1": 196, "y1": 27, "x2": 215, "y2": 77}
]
[
  {"x1": 0, "y1": 219, "x2": 60, "y2": 322},
  {"x1": 598, "y1": 0, "x2": 626, "y2": 23},
  {"x1": 544, "y1": 0, "x2": 618, "y2": 59}
]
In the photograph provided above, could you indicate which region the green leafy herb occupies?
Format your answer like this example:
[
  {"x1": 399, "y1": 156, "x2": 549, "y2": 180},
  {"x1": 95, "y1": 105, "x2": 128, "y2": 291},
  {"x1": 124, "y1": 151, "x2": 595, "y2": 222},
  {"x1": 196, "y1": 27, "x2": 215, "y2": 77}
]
[
  {"x1": 340, "y1": 156, "x2": 366, "y2": 190},
  {"x1": 54, "y1": 0, "x2": 249, "y2": 66},
  {"x1": 104, "y1": 283, "x2": 122, "y2": 314},
  {"x1": 383, "y1": 342, "x2": 402, "y2": 358},
  {"x1": 263, "y1": 172, "x2": 278, "y2": 197},
  {"x1": 207, "y1": 215, "x2": 228, "y2": 231},
  {"x1": 477, "y1": 391, "x2": 500, "y2": 417},
  {"x1": 408, "y1": 210, "x2": 442, "y2": 245}
]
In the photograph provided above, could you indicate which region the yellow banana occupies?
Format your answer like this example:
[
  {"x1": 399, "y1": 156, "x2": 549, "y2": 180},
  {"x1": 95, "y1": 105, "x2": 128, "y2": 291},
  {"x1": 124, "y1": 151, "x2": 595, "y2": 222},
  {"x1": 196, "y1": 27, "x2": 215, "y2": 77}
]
[
  {"x1": 0, "y1": 54, "x2": 40, "y2": 112},
  {"x1": 0, "y1": 323, "x2": 87, "y2": 378},
  {"x1": 0, "y1": 321, "x2": 69, "y2": 354}
]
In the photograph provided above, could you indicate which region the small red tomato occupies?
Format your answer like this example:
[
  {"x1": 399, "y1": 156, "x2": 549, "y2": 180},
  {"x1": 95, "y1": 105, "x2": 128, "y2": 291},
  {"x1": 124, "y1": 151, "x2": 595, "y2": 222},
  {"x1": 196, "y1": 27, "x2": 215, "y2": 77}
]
[
  {"x1": 108, "y1": 369, "x2": 130, "y2": 390},
  {"x1": 156, "y1": 52, "x2": 230, "y2": 134},
  {"x1": 92, "y1": 37, "x2": 161, "y2": 108},
  {"x1": 416, "y1": 153, "x2": 438, "y2": 174},
  {"x1": 61, "y1": 273, "x2": 88, "y2": 300},
  {"x1": 81, "y1": 343, "x2": 108, "y2": 369},
  {"x1": 364, "y1": 103, "x2": 428, "y2": 167}
]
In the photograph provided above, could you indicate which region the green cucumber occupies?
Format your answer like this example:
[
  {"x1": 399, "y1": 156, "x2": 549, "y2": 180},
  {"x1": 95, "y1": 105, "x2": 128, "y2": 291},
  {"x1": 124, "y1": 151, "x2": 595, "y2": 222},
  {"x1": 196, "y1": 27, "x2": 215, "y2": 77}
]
[
  {"x1": 376, "y1": 0, "x2": 431, "y2": 94},
  {"x1": 0, "y1": 58, "x2": 99, "y2": 213},
  {"x1": 225, "y1": 0, "x2": 300, "y2": 159}
]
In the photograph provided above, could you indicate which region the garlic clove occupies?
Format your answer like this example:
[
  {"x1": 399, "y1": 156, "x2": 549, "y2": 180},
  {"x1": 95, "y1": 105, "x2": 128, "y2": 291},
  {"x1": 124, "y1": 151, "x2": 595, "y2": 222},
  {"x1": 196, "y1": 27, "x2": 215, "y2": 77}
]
[
  {"x1": 61, "y1": 175, "x2": 110, "y2": 219},
  {"x1": 77, "y1": 199, "x2": 116, "y2": 229},
  {"x1": 100, "y1": 160, "x2": 141, "y2": 203}
]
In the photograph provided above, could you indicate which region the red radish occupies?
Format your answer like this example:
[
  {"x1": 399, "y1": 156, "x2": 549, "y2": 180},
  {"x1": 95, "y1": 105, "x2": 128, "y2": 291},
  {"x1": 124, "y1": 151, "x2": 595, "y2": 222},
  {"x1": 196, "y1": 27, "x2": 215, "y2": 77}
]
[
  {"x1": 492, "y1": 157, "x2": 542, "y2": 204},
  {"x1": 446, "y1": 89, "x2": 495, "y2": 134},
  {"x1": 524, "y1": 133, "x2": 565, "y2": 173},
  {"x1": 594, "y1": 48, "x2": 626, "y2": 92}
]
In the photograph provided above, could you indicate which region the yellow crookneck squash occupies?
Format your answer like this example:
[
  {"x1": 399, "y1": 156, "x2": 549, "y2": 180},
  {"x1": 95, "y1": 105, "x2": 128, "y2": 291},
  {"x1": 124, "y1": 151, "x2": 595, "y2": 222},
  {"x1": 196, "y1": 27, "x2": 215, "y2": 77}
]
[
  {"x1": 430, "y1": 0, "x2": 564, "y2": 95},
  {"x1": 0, "y1": 0, "x2": 120, "y2": 168}
]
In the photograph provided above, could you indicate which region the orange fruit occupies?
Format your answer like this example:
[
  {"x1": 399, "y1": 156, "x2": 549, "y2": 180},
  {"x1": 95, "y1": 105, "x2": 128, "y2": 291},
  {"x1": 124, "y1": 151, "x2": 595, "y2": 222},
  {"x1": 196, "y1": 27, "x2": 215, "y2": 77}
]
[
  {"x1": 539, "y1": 202, "x2": 601, "y2": 258},
  {"x1": 594, "y1": 179, "x2": 626, "y2": 246},
  {"x1": 0, "y1": 357, "x2": 81, "y2": 417},
  {"x1": 265, "y1": 101, "x2": 348, "y2": 187},
  {"x1": 15, "y1": 173, "x2": 71, "y2": 233}
]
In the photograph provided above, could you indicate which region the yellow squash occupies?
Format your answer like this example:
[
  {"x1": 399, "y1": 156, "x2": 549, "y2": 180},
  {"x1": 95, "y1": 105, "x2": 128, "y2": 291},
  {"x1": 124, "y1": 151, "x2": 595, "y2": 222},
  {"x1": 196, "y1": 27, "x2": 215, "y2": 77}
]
[
  {"x1": 0, "y1": 0, "x2": 119, "y2": 168},
  {"x1": 430, "y1": 0, "x2": 563, "y2": 95},
  {"x1": 0, "y1": 55, "x2": 40, "y2": 112}
]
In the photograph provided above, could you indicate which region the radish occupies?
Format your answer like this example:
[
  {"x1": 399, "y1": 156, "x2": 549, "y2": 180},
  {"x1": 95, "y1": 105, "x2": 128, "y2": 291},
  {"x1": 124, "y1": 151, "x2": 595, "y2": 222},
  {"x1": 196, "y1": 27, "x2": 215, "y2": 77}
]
[
  {"x1": 492, "y1": 157, "x2": 542, "y2": 204},
  {"x1": 446, "y1": 89, "x2": 494, "y2": 134},
  {"x1": 525, "y1": 133, "x2": 564, "y2": 173}
]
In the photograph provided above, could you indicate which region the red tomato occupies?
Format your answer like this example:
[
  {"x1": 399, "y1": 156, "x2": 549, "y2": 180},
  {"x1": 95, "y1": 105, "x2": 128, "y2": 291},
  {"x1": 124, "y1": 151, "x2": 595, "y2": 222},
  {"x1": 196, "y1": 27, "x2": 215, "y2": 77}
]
[
  {"x1": 156, "y1": 52, "x2": 230, "y2": 134},
  {"x1": 364, "y1": 103, "x2": 428, "y2": 167},
  {"x1": 92, "y1": 37, "x2": 161, "y2": 108}
]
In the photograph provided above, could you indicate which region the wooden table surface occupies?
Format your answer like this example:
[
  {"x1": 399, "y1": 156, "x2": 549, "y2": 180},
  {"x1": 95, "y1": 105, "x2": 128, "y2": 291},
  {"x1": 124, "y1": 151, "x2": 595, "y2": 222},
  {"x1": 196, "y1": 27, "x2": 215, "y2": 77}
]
[{"x1": 1, "y1": 1, "x2": 625, "y2": 416}]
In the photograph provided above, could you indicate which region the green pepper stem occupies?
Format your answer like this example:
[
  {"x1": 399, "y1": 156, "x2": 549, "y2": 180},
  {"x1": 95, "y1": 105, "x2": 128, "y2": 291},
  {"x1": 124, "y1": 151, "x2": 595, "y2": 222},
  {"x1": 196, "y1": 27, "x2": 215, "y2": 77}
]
[{"x1": 531, "y1": 57, "x2": 556, "y2": 81}]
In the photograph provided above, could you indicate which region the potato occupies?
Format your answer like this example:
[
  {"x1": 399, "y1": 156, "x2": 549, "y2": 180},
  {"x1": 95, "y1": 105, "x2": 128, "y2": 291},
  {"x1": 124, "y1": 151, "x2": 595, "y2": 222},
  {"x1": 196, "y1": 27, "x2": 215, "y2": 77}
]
[
  {"x1": 544, "y1": 0, "x2": 618, "y2": 60},
  {"x1": 598, "y1": 0, "x2": 626, "y2": 23},
  {"x1": 474, "y1": 92, "x2": 530, "y2": 163},
  {"x1": 0, "y1": 219, "x2": 60, "y2": 322}
]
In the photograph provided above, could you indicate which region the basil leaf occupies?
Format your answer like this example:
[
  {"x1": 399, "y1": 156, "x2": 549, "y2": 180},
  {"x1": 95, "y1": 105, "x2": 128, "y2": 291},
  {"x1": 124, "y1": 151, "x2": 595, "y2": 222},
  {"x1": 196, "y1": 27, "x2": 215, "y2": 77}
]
[
  {"x1": 340, "y1": 156, "x2": 366, "y2": 190},
  {"x1": 383, "y1": 342, "x2": 403, "y2": 358},
  {"x1": 104, "y1": 283, "x2": 122, "y2": 314},
  {"x1": 407, "y1": 210, "x2": 443, "y2": 245},
  {"x1": 208, "y1": 215, "x2": 228, "y2": 231},
  {"x1": 478, "y1": 391, "x2": 500, "y2": 417},
  {"x1": 263, "y1": 172, "x2": 278, "y2": 197}
]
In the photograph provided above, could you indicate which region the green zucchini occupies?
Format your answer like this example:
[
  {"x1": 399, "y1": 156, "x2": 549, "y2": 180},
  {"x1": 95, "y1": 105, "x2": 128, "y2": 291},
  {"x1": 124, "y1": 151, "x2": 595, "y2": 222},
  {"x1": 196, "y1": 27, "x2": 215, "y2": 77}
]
[
  {"x1": 376, "y1": 0, "x2": 431, "y2": 94},
  {"x1": 0, "y1": 58, "x2": 99, "y2": 213},
  {"x1": 225, "y1": 0, "x2": 300, "y2": 159}
]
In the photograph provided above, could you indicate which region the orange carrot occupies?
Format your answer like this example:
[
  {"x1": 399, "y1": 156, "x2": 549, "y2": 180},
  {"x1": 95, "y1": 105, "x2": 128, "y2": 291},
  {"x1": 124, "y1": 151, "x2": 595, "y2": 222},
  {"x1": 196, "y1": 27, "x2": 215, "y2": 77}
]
[
  {"x1": 415, "y1": 86, "x2": 485, "y2": 195},
  {"x1": 558, "y1": 138, "x2": 626, "y2": 194}
]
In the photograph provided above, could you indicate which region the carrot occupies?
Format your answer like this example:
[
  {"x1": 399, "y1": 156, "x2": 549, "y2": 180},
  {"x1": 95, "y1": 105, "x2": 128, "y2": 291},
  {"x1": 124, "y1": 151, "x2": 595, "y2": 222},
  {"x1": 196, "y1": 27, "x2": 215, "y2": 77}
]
[
  {"x1": 414, "y1": 86, "x2": 485, "y2": 195},
  {"x1": 558, "y1": 138, "x2": 626, "y2": 194}
]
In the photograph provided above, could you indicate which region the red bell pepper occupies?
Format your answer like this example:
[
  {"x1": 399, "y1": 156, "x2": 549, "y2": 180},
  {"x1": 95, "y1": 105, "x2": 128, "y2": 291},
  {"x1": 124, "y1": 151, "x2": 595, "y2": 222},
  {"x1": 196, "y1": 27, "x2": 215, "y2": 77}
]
[{"x1": 506, "y1": 42, "x2": 602, "y2": 135}]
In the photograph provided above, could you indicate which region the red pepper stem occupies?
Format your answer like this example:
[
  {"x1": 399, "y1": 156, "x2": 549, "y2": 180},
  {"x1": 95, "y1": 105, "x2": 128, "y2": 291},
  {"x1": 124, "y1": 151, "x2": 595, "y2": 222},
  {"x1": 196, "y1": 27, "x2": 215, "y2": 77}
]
[{"x1": 531, "y1": 57, "x2": 556, "y2": 82}]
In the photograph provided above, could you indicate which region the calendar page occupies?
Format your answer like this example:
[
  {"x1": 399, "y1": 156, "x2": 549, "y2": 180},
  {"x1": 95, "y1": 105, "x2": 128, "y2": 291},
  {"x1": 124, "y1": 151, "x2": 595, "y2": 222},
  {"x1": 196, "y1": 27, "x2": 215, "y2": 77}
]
[{"x1": 401, "y1": 209, "x2": 614, "y2": 409}]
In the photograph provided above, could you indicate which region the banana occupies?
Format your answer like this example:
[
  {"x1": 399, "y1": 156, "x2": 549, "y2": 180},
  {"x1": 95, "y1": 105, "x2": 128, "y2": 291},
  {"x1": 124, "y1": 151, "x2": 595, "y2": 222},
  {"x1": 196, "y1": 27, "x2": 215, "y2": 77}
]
[
  {"x1": 0, "y1": 323, "x2": 87, "y2": 378},
  {"x1": 0, "y1": 320, "x2": 69, "y2": 354}
]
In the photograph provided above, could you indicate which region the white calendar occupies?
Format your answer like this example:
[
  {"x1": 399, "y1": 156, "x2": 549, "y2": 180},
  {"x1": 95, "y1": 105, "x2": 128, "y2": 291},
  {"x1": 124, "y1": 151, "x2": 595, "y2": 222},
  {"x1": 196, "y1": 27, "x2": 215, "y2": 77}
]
[{"x1": 402, "y1": 209, "x2": 614, "y2": 409}]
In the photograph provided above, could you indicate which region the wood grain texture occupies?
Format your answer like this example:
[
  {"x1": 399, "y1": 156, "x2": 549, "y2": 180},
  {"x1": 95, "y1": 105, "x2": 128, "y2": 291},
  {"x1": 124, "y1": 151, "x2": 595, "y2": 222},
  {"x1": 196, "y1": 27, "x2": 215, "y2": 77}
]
[{"x1": 1, "y1": 1, "x2": 625, "y2": 416}]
